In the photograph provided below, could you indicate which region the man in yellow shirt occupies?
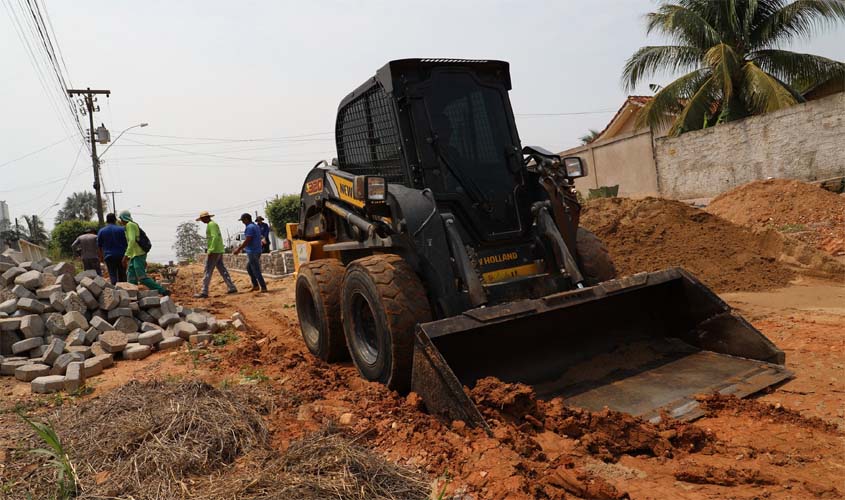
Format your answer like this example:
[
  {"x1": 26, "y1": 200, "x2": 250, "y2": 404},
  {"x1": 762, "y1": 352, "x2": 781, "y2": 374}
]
[
  {"x1": 194, "y1": 210, "x2": 237, "y2": 298},
  {"x1": 118, "y1": 210, "x2": 170, "y2": 296}
]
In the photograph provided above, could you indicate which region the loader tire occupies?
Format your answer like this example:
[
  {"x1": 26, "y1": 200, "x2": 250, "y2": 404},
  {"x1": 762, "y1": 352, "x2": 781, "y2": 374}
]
[
  {"x1": 341, "y1": 254, "x2": 432, "y2": 393},
  {"x1": 576, "y1": 227, "x2": 617, "y2": 286},
  {"x1": 295, "y1": 259, "x2": 349, "y2": 362}
]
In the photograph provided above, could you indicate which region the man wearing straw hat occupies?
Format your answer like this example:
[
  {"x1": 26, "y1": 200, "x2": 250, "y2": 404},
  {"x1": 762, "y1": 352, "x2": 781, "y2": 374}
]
[{"x1": 194, "y1": 210, "x2": 237, "y2": 299}]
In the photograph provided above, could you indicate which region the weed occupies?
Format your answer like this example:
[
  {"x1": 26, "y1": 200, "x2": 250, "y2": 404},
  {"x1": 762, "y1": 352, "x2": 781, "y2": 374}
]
[
  {"x1": 18, "y1": 412, "x2": 78, "y2": 499},
  {"x1": 779, "y1": 223, "x2": 807, "y2": 233},
  {"x1": 240, "y1": 368, "x2": 269, "y2": 384},
  {"x1": 68, "y1": 384, "x2": 93, "y2": 398},
  {"x1": 212, "y1": 328, "x2": 239, "y2": 346},
  {"x1": 282, "y1": 303, "x2": 296, "y2": 309}
]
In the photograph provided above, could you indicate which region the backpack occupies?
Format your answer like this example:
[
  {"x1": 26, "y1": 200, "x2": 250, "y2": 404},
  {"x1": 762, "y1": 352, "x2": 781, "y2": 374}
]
[{"x1": 137, "y1": 226, "x2": 152, "y2": 253}]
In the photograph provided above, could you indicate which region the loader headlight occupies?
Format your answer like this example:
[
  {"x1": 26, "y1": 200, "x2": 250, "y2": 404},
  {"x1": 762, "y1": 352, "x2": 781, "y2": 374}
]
[
  {"x1": 562, "y1": 157, "x2": 587, "y2": 178},
  {"x1": 353, "y1": 176, "x2": 387, "y2": 202}
]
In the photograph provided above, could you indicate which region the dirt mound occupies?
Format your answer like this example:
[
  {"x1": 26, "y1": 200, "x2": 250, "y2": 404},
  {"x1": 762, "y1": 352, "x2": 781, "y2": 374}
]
[
  {"x1": 674, "y1": 460, "x2": 777, "y2": 486},
  {"x1": 580, "y1": 197, "x2": 793, "y2": 292},
  {"x1": 697, "y1": 394, "x2": 841, "y2": 434},
  {"x1": 707, "y1": 179, "x2": 845, "y2": 256}
]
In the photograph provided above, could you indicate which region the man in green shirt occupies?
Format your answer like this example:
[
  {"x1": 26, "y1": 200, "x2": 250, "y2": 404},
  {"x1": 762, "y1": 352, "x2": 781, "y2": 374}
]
[
  {"x1": 118, "y1": 210, "x2": 170, "y2": 296},
  {"x1": 195, "y1": 210, "x2": 237, "y2": 298}
]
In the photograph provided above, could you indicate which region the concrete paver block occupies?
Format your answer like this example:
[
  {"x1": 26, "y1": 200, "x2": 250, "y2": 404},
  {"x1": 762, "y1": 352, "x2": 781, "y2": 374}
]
[
  {"x1": 113, "y1": 316, "x2": 138, "y2": 334},
  {"x1": 32, "y1": 375, "x2": 66, "y2": 393},
  {"x1": 63, "y1": 311, "x2": 89, "y2": 331},
  {"x1": 14, "y1": 270, "x2": 43, "y2": 290},
  {"x1": 173, "y1": 321, "x2": 198, "y2": 340},
  {"x1": 123, "y1": 344, "x2": 151, "y2": 360},
  {"x1": 138, "y1": 329, "x2": 163, "y2": 345},
  {"x1": 16, "y1": 297, "x2": 45, "y2": 314},
  {"x1": 159, "y1": 313, "x2": 180, "y2": 328},
  {"x1": 15, "y1": 363, "x2": 50, "y2": 382},
  {"x1": 12, "y1": 337, "x2": 43, "y2": 354},
  {"x1": 64, "y1": 361, "x2": 84, "y2": 392},
  {"x1": 98, "y1": 330, "x2": 128, "y2": 353},
  {"x1": 20, "y1": 315, "x2": 44, "y2": 339},
  {"x1": 157, "y1": 336, "x2": 184, "y2": 350}
]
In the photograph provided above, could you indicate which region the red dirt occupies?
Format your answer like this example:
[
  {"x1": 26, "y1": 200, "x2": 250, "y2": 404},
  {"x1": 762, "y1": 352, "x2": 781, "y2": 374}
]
[
  {"x1": 706, "y1": 179, "x2": 845, "y2": 256},
  {"x1": 580, "y1": 197, "x2": 794, "y2": 292}
]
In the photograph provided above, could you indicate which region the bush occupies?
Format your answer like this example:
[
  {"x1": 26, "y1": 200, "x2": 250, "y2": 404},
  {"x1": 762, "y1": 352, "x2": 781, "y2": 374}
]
[
  {"x1": 50, "y1": 220, "x2": 99, "y2": 257},
  {"x1": 265, "y1": 194, "x2": 301, "y2": 236}
]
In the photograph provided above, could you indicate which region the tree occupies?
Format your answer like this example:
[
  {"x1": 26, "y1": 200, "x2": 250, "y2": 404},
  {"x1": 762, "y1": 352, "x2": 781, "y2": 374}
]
[
  {"x1": 21, "y1": 215, "x2": 48, "y2": 246},
  {"x1": 623, "y1": 0, "x2": 845, "y2": 136},
  {"x1": 173, "y1": 222, "x2": 205, "y2": 261},
  {"x1": 55, "y1": 191, "x2": 100, "y2": 224},
  {"x1": 579, "y1": 129, "x2": 601, "y2": 145},
  {"x1": 50, "y1": 219, "x2": 99, "y2": 257},
  {"x1": 265, "y1": 194, "x2": 301, "y2": 236}
]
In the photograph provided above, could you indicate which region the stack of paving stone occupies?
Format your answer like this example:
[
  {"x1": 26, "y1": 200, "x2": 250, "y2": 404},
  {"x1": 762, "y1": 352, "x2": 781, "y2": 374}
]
[{"x1": 0, "y1": 254, "x2": 222, "y2": 394}]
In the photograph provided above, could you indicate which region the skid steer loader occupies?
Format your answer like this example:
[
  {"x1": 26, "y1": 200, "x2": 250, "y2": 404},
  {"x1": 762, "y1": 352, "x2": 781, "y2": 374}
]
[{"x1": 289, "y1": 59, "x2": 791, "y2": 429}]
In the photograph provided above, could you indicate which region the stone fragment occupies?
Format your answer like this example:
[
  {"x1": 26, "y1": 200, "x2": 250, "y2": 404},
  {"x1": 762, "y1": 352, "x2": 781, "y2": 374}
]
[
  {"x1": 31, "y1": 375, "x2": 65, "y2": 393},
  {"x1": 17, "y1": 297, "x2": 45, "y2": 314},
  {"x1": 30, "y1": 258, "x2": 52, "y2": 272},
  {"x1": 63, "y1": 292, "x2": 86, "y2": 313},
  {"x1": 159, "y1": 296, "x2": 177, "y2": 315},
  {"x1": 20, "y1": 315, "x2": 44, "y2": 339},
  {"x1": 82, "y1": 356, "x2": 104, "y2": 377},
  {"x1": 56, "y1": 273, "x2": 76, "y2": 293},
  {"x1": 15, "y1": 363, "x2": 50, "y2": 382},
  {"x1": 207, "y1": 317, "x2": 219, "y2": 333},
  {"x1": 36, "y1": 284, "x2": 62, "y2": 300},
  {"x1": 43, "y1": 313, "x2": 68, "y2": 335},
  {"x1": 107, "y1": 307, "x2": 132, "y2": 320},
  {"x1": 40, "y1": 338, "x2": 65, "y2": 365},
  {"x1": 75, "y1": 270, "x2": 98, "y2": 284},
  {"x1": 157, "y1": 336, "x2": 183, "y2": 350},
  {"x1": 77, "y1": 287, "x2": 98, "y2": 310},
  {"x1": 186, "y1": 313, "x2": 208, "y2": 330},
  {"x1": 64, "y1": 361, "x2": 84, "y2": 392},
  {"x1": 12, "y1": 285, "x2": 36, "y2": 299},
  {"x1": 89, "y1": 315, "x2": 111, "y2": 332},
  {"x1": 98, "y1": 288, "x2": 120, "y2": 311},
  {"x1": 173, "y1": 321, "x2": 198, "y2": 340},
  {"x1": 113, "y1": 316, "x2": 138, "y2": 334},
  {"x1": 1, "y1": 266, "x2": 25, "y2": 286},
  {"x1": 123, "y1": 344, "x2": 151, "y2": 360},
  {"x1": 231, "y1": 312, "x2": 245, "y2": 322},
  {"x1": 189, "y1": 333, "x2": 212, "y2": 345},
  {"x1": 138, "y1": 329, "x2": 163, "y2": 345},
  {"x1": 0, "y1": 317, "x2": 22, "y2": 331},
  {"x1": 92, "y1": 353, "x2": 114, "y2": 368},
  {"x1": 233, "y1": 318, "x2": 246, "y2": 331},
  {"x1": 48, "y1": 292, "x2": 65, "y2": 313},
  {"x1": 14, "y1": 270, "x2": 43, "y2": 290},
  {"x1": 51, "y1": 261, "x2": 75, "y2": 276},
  {"x1": 51, "y1": 352, "x2": 85, "y2": 375},
  {"x1": 89, "y1": 342, "x2": 108, "y2": 357},
  {"x1": 12, "y1": 337, "x2": 43, "y2": 354},
  {"x1": 159, "y1": 313, "x2": 180, "y2": 328},
  {"x1": 80, "y1": 277, "x2": 102, "y2": 296},
  {"x1": 0, "y1": 299, "x2": 17, "y2": 314},
  {"x1": 1, "y1": 358, "x2": 29, "y2": 375},
  {"x1": 84, "y1": 327, "x2": 99, "y2": 345},
  {"x1": 98, "y1": 330, "x2": 128, "y2": 353},
  {"x1": 63, "y1": 311, "x2": 89, "y2": 331},
  {"x1": 138, "y1": 296, "x2": 160, "y2": 309},
  {"x1": 66, "y1": 328, "x2": 87, "y2": 346}
]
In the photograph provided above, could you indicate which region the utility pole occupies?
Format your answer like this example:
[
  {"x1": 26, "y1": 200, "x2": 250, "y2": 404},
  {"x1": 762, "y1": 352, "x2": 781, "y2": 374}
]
[
  {"x1": 68, "y1": 88, "x2": 111, "y2": 227},
  {"x1": 104, "y1": 190, "x2": 123, "y2": 213}
]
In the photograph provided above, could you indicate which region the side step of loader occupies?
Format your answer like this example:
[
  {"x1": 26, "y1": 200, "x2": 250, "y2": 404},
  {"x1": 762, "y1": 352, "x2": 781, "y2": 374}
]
[{"x1": 411, "y1": 268, "x2": 793, "y2": 430}]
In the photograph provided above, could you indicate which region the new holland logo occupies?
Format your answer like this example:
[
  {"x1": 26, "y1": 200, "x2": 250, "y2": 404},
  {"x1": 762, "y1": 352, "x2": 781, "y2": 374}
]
[{"x1": 479, "y1": 251, "x2": 519, "y2": 267}]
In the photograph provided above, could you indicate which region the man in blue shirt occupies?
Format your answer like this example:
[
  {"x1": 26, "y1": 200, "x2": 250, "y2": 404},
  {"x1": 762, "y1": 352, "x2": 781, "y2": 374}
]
[
  {"x1": 233, "y1": 213, "x2": 267, "y2": 292},
  {"x1": 256, "y1": 216, "x2": 271, "y2": 253},
  {"x1": 97, "y1": 213, "x2": 128, "y2": 284}
]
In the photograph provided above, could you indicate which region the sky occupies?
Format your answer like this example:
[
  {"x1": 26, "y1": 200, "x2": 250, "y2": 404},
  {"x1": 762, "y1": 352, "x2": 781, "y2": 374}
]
[{"x1": 2, "y1": 0, "x2": 843, "y2": 263}]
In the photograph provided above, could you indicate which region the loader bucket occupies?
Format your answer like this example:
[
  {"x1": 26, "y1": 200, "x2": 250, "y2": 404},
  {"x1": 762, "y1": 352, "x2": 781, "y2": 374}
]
[{"x1": 411, "y1": 268, "x2": 792, "y2": 430}]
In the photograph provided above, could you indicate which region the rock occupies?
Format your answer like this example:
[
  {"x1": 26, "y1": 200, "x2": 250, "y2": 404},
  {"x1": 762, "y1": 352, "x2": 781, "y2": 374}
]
[
  {"x1": 117, "y1": 289, "x2": 131, "y2": 307},
  {"x1": 20, "y1": 315, "x2": 44, "y2": 339},
  {"x1": 77, "y1": 287, "x2": 98, "y2": 310},
  {"x1": 36, "y1": 284, "x2": 62, "y2": 300},
  {"x1": 43, "y1": 313, "x2": 68, "y2": 335},
  {"x1": 338, "y1": 413, "x2": 355, "y2": 425},
  {"x1": 1, "y1": 358, "x2": 29, "y2": 375},
  {"x1": 98, "y1": 330, "x2": 128, "y2": 353},
  {"x1": 207, "y1": 317, "x2": 220, "y2": 333},
  {"x1": 82, "y1": 356, "x2": 104, "y2": 377},
  {"x1": 48, "y1": 292, "x2": 65, "y2": 313},
  {"x1": 66, "y1": 345, "x2": 92, "y2": 358},
  {"x1": 123, "y1": 344, "x2": 151, "y2": 360},
  {"x1": 173, "y1": 321, "x2": 198, "y2": 340},
  {"x1": 50, "y1": 262, "x2": 75, "y2": 276},
  {"x1": 31, "y1": 375, "x2": 66, "y2": 393},
  {"x1": 79, "y1": 277, "x2": 102, "y2": 296},
  {"x1": 64, "y1": 361, "x2": 84, "y2": 392},
  {"x1": 40, "y1": 338, "x2": 65, "y2": 365},
  {"x1": 0, "y1": 299, "x2": 17, "y2": 315},
  {"x1": 233, "y1": 318, "x2": 247, "y2": 331},
  {"x1": 138, "y1": 329, "x2": 163, "y2": 345},
  {"x1": 56, "y1": 273, "x2": 76, "y2": 293},
  {"x1": 136, "y1": 310, "x2": 155, "y2": 324},
  {"x1": 231, "y1": 312, "x2": 245, "y2": 322},
  {"x1": 84, "y1": 327, "x2": 100, "y2": 345},
  {"x1": 126, "y1": 332, "x2": 139, "y2": 343},
  {"x1": 63, "y1": 292, "x2": 87, "y2": 313},
  {"x1": 113, "y1": 316, "x2": 138, "y2": 334},
  {"x1": 31, "y1": 258, "x2": 52, "y2": 271},
  {"x1": 107, "y1": 307, "x2": 132, "y2": 320},
  {"x1": 0, "y1": 317, "x2": 22, "y2": 331},
  {"x1": 17, "y1": 297, "x2": 45, "y2": 314},
  {"x1": 89, "y1": 316, "x2": 111, "y2": 333},
  {"x1": 51, "y1": 352, "x2": 85, "y2": 375},
  {"x1": 148, "y1": 307, "x2": 163, "y2": 320},
  {"x1": 74, "y1": 270, "x2": 98, "y2": 284},
  {"x1": 159, "y1": 296, "x2": 177, "y2": 315},
  {"x1": 186, "y1": 312, "x2": 209, "y2": 330},
  {"x1": 98, "y1": 288, "x2": 120, "y2": 311},
  {"x1": 12, "y1": 337, "x2": 43, "y2": 354},
  {"x1": 66, "y1": 328, "x2": 87, "y2": 346},
  {"x1": 1, "y1": 267, "x2": 25, "y2": 287},
  {"x1": 14, "y1": 270, "x2": 43, "y2": 290},
  {"x1": 140, "y1": 322, "x2": 159, "y2": 332},
  {"x1": 63, "y1": 311, "x2": 89, "y2": 331},
  {"x1": 12, "y1": 285, "x2": 36, "y2": 300},
  {"x1": 15, "y1": 363, "x2": 50, "y2": 382},
  {"x1": 159, "y1": 313, "x2": 180, "y2": 328},
  {"x1": 137, "y1": 297, "x2": 159, "y2": 309},
  {"x1": 189, "y1": 333, "x2": 212, "y2": 345},
  {"x1": 157, "y1": 336, "x2": 183, "y2": 350},
  {"x1": 28, "y1": 344, "x2": 49, "y2": 358},
  {"x1": 129, "y1": 302, "x2": 140, "y2": 315}
]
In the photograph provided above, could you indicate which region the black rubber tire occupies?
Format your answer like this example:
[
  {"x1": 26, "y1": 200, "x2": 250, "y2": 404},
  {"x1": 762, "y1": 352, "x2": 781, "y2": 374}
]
[
  {"x1": 341, "y1": 254, "x2": 432, "y2": 393},
  {"x1": 576, "y1": 227, "x2": 617, "y2": 286},
  {"x1": 295, "y1": 259, "x2": 349, "y2": 362}
]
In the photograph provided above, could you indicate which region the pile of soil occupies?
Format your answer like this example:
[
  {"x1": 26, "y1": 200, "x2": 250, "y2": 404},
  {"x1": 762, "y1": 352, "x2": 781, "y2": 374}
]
[
  {"x1": 580, "y1": 197, "x2": 793, "y2": 292},
  {"x1": 706, "y1": 179, "x2": 845, "y2": 256}
]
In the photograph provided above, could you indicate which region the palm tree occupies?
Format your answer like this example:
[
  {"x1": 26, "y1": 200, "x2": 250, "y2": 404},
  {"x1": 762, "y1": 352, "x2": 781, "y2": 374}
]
[
  {"x1": 579, "y1": 129, "x2": 602, "y2": 145},
  {"x1": 56, "y1": 191, "x2": 99, "y2": 223},
  {"x1": 623, "y1": 0, "x2": 845, "y2": 136},
  {"x1": 22, "y1": 215, "x2": 48, "y2": 246}
]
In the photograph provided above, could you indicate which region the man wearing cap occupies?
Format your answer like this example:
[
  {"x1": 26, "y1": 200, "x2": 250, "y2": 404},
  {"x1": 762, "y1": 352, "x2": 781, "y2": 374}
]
[
  {"x1": 233, "y1": 213, "x2": 267, "y2": 292},
  {"x1": 194, "y1": 210, "x2": 237, "y2": 298},
  {"x1": 256, "y1": 216, "x2": 271, "y2": 253},
  {"x1": 118, "y1": 210, "x2": 170, "y2": 296}
]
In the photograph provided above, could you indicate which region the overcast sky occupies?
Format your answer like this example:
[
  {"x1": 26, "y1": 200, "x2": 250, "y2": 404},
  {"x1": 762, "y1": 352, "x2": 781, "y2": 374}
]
[{"x1": 2, "y1": 0, "x2": 843, "y2": 262}]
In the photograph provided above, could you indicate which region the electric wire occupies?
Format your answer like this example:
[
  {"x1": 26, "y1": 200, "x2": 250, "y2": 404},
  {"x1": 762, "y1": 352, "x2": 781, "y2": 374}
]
[
  {"x1": 39, "y1": 142, "x2": 84, "y2": 217},
  {"x1": 0, "y1": 135, "x2": 71, "y2": 170}
]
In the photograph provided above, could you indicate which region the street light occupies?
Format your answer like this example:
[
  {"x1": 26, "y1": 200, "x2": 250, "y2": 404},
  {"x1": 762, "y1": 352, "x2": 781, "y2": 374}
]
[{"x1": 97, "y1": 122, "x2": 148, "y2": 161}]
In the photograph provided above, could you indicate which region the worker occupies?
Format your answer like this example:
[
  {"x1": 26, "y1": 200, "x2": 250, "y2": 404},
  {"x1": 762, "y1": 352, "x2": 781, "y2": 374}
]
[
  {"x1": 72, "y1": 228, "x2": 101, "y2": 275},
  {"x1": 233, "y1": 213, "x2": 267, "y2": 292},
  {"x1": 256, "y1": 215, "x2": 271, "y2": 253},
  {"x1": 194, "y1": 210, "x2": 237, "y2": 298},
  {"x1": 97, "y1": 213, "x2": 128, "y2": 284},
  {"x1": 118, "y1": 210, "x2": 170, "y2": 296}
]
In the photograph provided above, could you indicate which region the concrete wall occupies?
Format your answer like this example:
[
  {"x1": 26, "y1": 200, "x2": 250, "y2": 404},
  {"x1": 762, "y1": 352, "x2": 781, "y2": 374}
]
[
  {"x1": 654, "y1": 92, "x2": 845, "y2": 199},
  {"x1": 563, "y1": 129, "x2": 660, "y2": 198},
  {"x1": 196, "y1": 250, "x2": 295, "y2": 277}
]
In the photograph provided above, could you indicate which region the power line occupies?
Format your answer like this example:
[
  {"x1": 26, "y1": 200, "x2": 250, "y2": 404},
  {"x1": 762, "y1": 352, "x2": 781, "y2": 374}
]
[
  {"x1": 126, "y1": 130, "x2": 334, "y2": 142},
  {"x1": 514, "y1": 109, "x2": 616, "y2": 116},
  {"x1": 0, "y1": 135, "x2": 71, "y2": 169},
  {"x1": 40, "y1": 143, "x2": 84, "y2": 216}
]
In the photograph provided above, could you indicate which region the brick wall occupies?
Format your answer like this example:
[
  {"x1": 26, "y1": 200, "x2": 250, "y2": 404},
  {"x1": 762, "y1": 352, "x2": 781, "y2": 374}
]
[
  {"x1": 195, "y1": 251, "x2": 295, "y2": 276},
  {"x1": 654, "y1": 92, "x2": 845, "y2": 199}
]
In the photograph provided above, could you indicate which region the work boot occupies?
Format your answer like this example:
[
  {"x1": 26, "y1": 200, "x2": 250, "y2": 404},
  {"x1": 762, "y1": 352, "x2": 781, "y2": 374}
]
[
  {"x1": 227, "y1": 288, "x2": 238, "y2": 294},
  {"x1": 193, "y1": 293, "x2": 208, "y2": 299}
]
